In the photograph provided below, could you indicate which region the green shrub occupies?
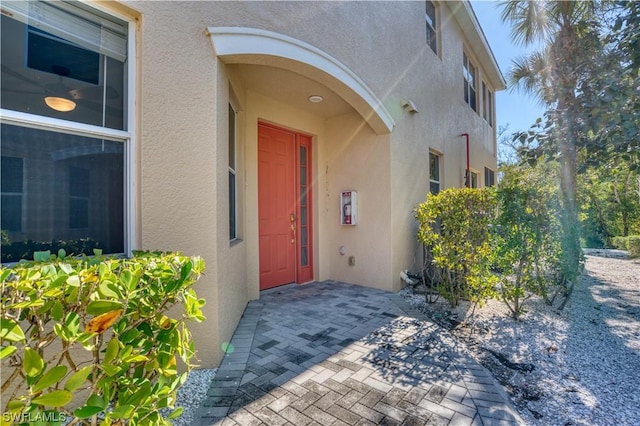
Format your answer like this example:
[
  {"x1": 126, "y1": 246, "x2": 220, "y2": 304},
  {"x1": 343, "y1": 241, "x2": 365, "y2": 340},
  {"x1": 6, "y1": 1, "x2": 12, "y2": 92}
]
[
  {"x1": 628, "y1": 236, "x2": 640, "y2": 258},
  {"x1": 611, "y1": 236, "x2": 629, "y2": 250},
  {"x1": 493, "y1": 174, "x2": 562, "y2": 319},
  {"x1": 415, "y1": 188, "x2": 498, "y2": 306},
  {"x1": 1, "y1": 238, "x2": 102, "y2": 264},
  {"x1": 1, "y1": 251, "x2": 206, "y2": 425}
]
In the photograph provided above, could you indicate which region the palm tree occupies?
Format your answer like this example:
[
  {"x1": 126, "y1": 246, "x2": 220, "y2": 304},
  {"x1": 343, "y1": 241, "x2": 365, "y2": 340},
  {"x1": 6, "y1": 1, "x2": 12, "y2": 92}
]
[{"x1": 500, "y1": 1, "x2": 600, "y2": 305}]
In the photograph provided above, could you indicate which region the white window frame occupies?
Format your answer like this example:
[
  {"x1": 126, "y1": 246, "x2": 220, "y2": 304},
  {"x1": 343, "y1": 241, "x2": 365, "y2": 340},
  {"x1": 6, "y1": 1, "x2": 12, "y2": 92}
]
[
  {"x1": 0, "y1": 2, "x2": 137, "y2": 258},
  {"x1": 482, "y1": 81, "x2": 493, "y2": 127},
  {"x1": 470, "y1": 170, "x2": 479, "y2": 189},
  {"x1": 484, "y1": 167, "x2": 495, "y2": 187},
  {"x1": 228, "y1": 102, "x2": 238, "y2": 242},
  {"x1": 425, "y1": 1, "x2": 438, "y2": 55},
  {"x1": 463, "y1": 52, "x2": 477, "y2": 112},
  {"x1": 429, "y1": 151, "x2": 441, "y2": 194}
]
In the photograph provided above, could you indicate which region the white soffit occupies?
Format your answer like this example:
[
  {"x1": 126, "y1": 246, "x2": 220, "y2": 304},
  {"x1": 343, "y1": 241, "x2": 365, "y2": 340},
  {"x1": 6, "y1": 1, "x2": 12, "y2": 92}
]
[{"x1": 207, "y1": 27, "x2": 395, "y2": 135}]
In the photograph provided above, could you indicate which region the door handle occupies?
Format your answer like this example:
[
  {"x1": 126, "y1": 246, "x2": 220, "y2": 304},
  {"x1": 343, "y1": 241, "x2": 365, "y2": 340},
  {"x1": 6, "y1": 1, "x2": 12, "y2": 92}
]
[{"x1": 290, "y1": 213, "x2": 296, "y2": 243}]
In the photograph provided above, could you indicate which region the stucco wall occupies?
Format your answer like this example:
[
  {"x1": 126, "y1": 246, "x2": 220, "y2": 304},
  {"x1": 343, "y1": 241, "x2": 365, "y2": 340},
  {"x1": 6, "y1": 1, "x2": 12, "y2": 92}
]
[
  {"x1": 126, "y1": 0, "x2": 251, "y2": 367},
  {"x1": 323, "y1": 113, "x2": 393, "y2": 289},
  {"x1": 388, "y1": 2, "x2": 500, "y2": 288},
  {"x1": 121, "y1": 0, "x2": 500, "y2": 368}
]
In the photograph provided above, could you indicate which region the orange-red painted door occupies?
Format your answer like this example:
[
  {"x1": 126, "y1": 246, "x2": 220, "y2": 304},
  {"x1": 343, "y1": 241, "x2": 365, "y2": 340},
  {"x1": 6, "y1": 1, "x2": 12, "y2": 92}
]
[{"x1": 258, "y1": 124, "x2": 297, "y2": 290}]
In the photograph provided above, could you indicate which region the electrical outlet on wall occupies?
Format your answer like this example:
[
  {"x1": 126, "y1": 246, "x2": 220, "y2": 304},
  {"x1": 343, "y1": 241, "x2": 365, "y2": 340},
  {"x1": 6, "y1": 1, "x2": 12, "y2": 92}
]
[{"x1": 348, "y1": 256, "x2": 356, "y2": 266}]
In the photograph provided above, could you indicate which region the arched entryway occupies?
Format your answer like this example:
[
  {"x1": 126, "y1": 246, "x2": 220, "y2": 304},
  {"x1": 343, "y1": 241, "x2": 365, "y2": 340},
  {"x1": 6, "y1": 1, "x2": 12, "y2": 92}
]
[{"x1": 207, "y1": 27, "x2": 394, "y2": 294}]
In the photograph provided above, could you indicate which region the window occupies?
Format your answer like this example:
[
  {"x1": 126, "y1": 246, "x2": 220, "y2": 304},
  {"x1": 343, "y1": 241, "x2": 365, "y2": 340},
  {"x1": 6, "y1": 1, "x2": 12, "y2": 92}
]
[
  {"x1": 483, "y1": 82, "x2": 493, "y2": 126},
  {"x1": 463, "y1": 53, "x2": 477, "y2": 112},
  {"x1": 429, "y1": 152, "x2": 441, "y2": 194},
  {"x1": 229, "y1": 103, "x2": 237, "y2": 241},
  {"x1": 471, "y1": 171, "x2": 479, "y2": 189},
  {"x1": 1, "y1": 157, "x2": 24, "y2": 232},
  {"x1": 485, "y1": 167, "x2": 495, "y2": 187},
  {"x1": 1, "y1": 1, "x2": 132, "y2": 263},
  {"x1": 425, "y1": 1, "x2": 438, "y2": 55}
]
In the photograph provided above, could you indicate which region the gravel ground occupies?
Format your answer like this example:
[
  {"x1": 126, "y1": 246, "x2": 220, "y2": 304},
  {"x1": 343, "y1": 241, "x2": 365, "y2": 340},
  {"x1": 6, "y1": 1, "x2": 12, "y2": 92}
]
[
  {"x1": 171, "y1": 368, "x2": 216, "y2": 426},
  {"x1": 404, "y1": 251, "x2": 640, "y2": 425}
]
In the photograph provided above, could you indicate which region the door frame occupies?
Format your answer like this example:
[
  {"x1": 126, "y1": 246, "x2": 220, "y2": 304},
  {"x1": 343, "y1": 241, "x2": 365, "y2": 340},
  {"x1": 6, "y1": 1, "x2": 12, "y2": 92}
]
[{"x1": 258, "y1": 122, "x2": 314, "y2": 287}]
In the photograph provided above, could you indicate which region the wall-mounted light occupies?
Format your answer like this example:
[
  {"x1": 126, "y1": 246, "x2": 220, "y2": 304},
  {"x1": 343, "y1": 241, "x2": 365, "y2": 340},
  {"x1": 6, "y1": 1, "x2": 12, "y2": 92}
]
[
  {"x1": 308, "y1": 95, "x2": 324, "y2": 103},
  {"x1": 401, "y1": 99, "x2": 418, "y2": 113},
  {"x1": 44, "y1": 96, "x2": 76, "y2": 112}
]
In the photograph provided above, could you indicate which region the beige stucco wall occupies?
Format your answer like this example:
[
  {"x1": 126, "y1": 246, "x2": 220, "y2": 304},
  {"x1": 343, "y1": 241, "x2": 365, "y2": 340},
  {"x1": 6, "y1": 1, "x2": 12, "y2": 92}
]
[
  {"x1": 387, "y1": 1, "x2": 500, "y2": 289},
  {"x1": 120, "y1": 0, "x2": 501, "y2": 368}
]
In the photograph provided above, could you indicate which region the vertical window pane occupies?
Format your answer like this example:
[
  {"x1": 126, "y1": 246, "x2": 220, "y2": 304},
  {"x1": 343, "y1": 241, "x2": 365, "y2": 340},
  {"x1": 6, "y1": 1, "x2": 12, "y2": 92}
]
[
  {"x1": 229, "y1": 172, "x2": 236, "y2": 240},
  {"x1": 463, "y1": 53, "x2": 477, "y2": 111},
  {"x1": 229, "y1": 104, "x2": 236, "y2": 168},
  {"x1": 229, "y1": 103, "x2": 237, "y2": 241},
  {"x1": 300, "y1": 187, "x2": 307, "y2": 206},
  {"x1": 471, "y1": 172, "x2": 478, "y2": 189},
  {"x1": 1, "y1": 196, "x2": 22, "y2": 232},
  {"x1": 300, "y1": 146, "x2": 307, "y2": 165},
  {"x1": 429, "y1": 153, "x2": 439, "y2": 181},
  {"x1": 1, "y1": 124, "x2": 124, "y2": 262},
  {"x1": 301, "y1": 247, "x2": 308, "y2": 267},
  {"x1": 426, "y1": 1, "x2": 437, "y2": 54},
  {"x1": 429, "y1": 152, "x2": 440, "y2": 194}
]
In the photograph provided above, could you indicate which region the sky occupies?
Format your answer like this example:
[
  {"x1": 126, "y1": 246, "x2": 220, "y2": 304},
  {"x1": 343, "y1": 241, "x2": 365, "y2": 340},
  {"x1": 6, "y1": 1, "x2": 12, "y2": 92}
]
[{"x1": 470, "y1": 1, "x2": 546, "y2": 136}]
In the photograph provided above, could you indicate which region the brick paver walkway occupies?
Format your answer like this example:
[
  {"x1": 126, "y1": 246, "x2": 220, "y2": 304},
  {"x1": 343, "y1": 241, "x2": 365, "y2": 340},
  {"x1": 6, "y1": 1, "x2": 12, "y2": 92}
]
[{"x1": 193, "y1": 281, "x2": 523, "y2": 425}]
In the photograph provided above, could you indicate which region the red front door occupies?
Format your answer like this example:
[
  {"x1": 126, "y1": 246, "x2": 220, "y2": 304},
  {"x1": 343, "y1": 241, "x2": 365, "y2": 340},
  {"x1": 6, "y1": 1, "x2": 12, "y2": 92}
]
[{"x1": 258, "y1": 123, "x2": 313, "y2": 290}]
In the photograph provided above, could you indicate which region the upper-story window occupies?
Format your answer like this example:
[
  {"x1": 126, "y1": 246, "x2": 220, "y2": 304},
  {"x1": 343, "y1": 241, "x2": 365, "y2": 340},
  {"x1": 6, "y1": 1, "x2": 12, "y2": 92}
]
[
  {"x1": 482, "y1": 81, "x2": 493, "y2": 126},
  {"x1": 463, "y1": 53, "x2": 477, "y2": 112},
  {"x1": 429, "y1": 152, "x2": 441, "y2": 194},
  {"x1": 426, "y1": 1, "x2": 438, "y2": 55},
  {"x1": 1, "y1": 1, "x2": 133, "y2": 263}
]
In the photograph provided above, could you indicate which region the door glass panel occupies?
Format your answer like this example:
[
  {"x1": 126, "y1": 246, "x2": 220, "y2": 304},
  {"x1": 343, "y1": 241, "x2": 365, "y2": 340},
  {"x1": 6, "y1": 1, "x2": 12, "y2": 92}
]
[
  {"x1": 301, "y1": 247, "x2": 308, "y2": 266},
  {"x1": 300, "y1": 207, "x2": 307, "y2": 226},
  {"x1": 301, "y1": 227, "x2": 307, "y2": 245},
  {"x1": 300, "y1": 166, "x2": 307, "y2": 185},
  {"x1": 300, "y1": 146, "x2": 306, "y2": 165}
]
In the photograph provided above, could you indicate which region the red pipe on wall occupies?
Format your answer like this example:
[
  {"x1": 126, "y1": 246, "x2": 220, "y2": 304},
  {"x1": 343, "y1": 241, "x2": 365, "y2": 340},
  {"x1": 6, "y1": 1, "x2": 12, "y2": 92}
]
[{"x1": 460, "y1": 133, "x2": 470, "y2": 188}]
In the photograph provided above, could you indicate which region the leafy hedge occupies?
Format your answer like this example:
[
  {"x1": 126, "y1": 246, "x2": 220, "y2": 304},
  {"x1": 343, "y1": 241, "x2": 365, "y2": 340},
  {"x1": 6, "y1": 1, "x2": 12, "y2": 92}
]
[
  {"x1": 415, "y1": 183, "x2": 566, "y2": 318},
  {"x1": 629, "y1": 236, "x2": 640, "y2": 258},
  {"x1": 611, "y1": 235, "x2": 640, "y2": 258},
  {"x1": 1, "y1": 251, "x2": 206, "y2": 425},
  {"x1": 415, "y1": 188, "x2": 498, "y2": 306},
  {"x1": 611, "y1": 236, "x2": 629, "y2": 250},
  {"x1": 1, "y1": 238, "x2": 102, "y2": 264}
]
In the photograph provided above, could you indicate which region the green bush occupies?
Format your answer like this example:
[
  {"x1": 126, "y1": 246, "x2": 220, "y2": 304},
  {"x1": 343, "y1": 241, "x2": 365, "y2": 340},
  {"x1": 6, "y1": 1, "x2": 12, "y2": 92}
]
[
  {"x1": 1, "y1": 238, "x2": 102, "y2": 264},
  {"x1": 415, "y1": 188, "x2": 498, "y2": 306},
  {"x1": 493, "y1": 173, "x2": 562, "y2": 319},
  {"x1": 1, "y1": 251, "x2": 206, "y2": 425},
  {"x1": 628, "y1": 236, "x2": 640, "y2": 258},
  {"x1": 611, "y1": 236, "x2": 630, "y2": 250}
]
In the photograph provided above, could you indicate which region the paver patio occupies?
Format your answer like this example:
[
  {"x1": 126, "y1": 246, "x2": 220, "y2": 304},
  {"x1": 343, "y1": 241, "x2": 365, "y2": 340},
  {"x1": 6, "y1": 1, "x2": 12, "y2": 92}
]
[{"x1": 192, "y1": 281, "x2": 523, "y2": 425}]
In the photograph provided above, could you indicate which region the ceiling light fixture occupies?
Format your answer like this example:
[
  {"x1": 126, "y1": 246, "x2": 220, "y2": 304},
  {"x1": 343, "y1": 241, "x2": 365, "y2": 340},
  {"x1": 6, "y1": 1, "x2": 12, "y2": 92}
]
[
  {"x1": 44, "y1": 96, "x2": 76, "y2": 112},
  {"x1": 308, "y1": 95, "x2": 324, "y2": 103}
]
